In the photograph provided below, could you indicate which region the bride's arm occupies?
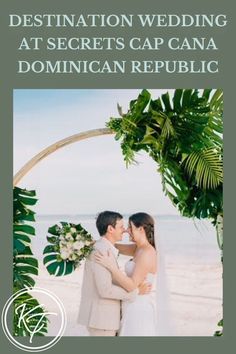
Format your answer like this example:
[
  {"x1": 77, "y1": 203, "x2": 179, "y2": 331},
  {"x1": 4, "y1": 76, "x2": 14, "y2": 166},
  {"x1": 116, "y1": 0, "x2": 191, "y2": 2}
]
[
  {"x1": 114, "y1": 243, "x2": 137, "y2": 256},
  {"x1": 95, "y1": 250, "x2": 151, "y2": 292}
]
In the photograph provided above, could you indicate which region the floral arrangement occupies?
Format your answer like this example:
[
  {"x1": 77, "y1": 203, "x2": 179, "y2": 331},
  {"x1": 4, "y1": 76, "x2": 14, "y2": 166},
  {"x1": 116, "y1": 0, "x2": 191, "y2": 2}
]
[{"x1": 43, "y1": 222, "x2": 94, "y2": 276}]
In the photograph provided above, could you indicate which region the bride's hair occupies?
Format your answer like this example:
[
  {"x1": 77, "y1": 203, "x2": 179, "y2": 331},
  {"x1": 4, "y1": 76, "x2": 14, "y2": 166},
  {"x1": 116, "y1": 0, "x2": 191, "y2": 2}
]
[{"x1": 129, "y1": 212, "x2": 155, "y2": 248}]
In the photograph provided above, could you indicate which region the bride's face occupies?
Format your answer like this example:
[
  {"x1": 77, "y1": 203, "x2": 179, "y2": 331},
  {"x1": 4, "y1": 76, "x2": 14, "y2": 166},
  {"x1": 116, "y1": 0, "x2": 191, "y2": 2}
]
[{"x1": 128, "y1": 221, "x2": 144, "y2": 243}]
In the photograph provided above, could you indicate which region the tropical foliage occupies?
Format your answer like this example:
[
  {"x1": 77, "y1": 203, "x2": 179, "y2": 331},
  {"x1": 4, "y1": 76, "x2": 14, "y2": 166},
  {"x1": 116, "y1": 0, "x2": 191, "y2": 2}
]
[
  {"x1": 13, "y1": 291, "x2": 48, "y2": 337},
  {"x1": 214, "y1": 319, "x2": 223, "y2": 336},
  {"x1": 107, "y1": 89, "x2": 223, "y2": 224},
  {"x1": 13, "y1": 187, "x2": 48, "y2": 336},
  {"x1": 43, "y1": 222, "x2": 93, "y2": 276}
]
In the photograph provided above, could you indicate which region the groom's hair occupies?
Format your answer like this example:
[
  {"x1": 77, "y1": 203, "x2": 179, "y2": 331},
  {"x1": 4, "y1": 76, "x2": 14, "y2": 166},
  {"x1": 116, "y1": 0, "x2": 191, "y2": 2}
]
[{"x1": 96, "y1": 211, "x2": 123, "y2": 236}]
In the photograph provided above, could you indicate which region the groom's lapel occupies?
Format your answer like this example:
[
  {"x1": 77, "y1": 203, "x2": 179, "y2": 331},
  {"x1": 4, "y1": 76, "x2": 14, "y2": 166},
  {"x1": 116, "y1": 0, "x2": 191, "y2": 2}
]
[
  {"x1": 100, "y1": 238, "x2": 120, "y2": 268},
  {"x1": 113, "y1": 253, "x2": 119, "y2": 268}
]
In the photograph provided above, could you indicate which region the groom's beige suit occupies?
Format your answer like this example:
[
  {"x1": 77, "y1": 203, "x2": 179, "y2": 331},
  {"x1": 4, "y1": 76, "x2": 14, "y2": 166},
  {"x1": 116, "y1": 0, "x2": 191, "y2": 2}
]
[{"x1": 78, "y1": 237, "x2": 137, "y2": 336}]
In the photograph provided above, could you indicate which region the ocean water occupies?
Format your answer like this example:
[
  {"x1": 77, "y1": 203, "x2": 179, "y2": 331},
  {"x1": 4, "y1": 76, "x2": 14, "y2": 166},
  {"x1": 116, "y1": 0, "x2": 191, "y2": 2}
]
[{"x1": 31, "y1": 214, "x2": 221, "y2": 265}]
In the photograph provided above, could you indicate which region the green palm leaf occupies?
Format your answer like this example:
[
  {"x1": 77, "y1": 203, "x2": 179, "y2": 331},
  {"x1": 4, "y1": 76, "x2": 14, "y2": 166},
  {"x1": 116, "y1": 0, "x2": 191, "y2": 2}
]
[
  {"x1": 13, "y1": 186, "x2": 48, "y2": 336},
  {"x1": 205, "y1": 89, "x2": 223, "y2": 145},
  {"x1": 161, "y1": 114, "x2": 175, "y2": 139},
  {"x1": 183, "y1": 149, "x2": 223, "y2": 189},
  {"x1": 161, "y1": 92, "x2": 172, "y2": 112},
  {"x1": 173, "y1": 89, "x2": 183, "y2": 112},
  {"x1": 14, "y1": 292, "x2": 48, "y2": 336},
  {"x1": 210, "y1": 89, "x2": 223, "y2": 110},
  {"x1": 43, "y1": 243, "x2": 76, "y2": 276}
]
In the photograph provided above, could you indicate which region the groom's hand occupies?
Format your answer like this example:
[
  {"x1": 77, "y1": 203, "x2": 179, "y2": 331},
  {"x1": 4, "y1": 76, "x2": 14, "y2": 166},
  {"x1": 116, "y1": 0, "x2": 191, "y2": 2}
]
[
  {"x1": 94, "y1": 250, "x2": 117, "y2": 272},
  {"x1": 138, "y1": 281, "x2": 152, "y2": 295}
]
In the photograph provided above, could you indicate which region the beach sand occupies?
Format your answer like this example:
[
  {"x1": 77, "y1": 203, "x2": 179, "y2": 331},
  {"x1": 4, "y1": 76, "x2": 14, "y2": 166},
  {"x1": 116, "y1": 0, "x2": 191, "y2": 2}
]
[{"x1": 33, "y1": 255, "x2": 223, "y2": 337}]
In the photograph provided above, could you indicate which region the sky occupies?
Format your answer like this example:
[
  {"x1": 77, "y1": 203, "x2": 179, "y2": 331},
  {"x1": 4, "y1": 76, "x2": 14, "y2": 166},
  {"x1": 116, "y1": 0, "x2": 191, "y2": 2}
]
[{"x1": 13, "y1": 89, "x2": 178, "y2": 215}]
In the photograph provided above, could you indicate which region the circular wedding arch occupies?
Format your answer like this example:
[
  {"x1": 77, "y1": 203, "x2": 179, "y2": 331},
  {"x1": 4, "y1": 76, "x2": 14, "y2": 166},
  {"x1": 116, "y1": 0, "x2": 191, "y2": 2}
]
[
  {"x1": 13, "y1": 128, "x2": 113, "y2": 186},
  {"x1": 12, "y1": 90, "x2": 223, "y2": 337}
]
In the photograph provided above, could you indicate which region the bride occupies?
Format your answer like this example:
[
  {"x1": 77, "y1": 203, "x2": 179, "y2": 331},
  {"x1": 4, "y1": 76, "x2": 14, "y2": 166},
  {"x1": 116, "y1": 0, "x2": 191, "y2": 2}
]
[{"x1": 95, "y1": 212, "x2": 158, "y2": 336}]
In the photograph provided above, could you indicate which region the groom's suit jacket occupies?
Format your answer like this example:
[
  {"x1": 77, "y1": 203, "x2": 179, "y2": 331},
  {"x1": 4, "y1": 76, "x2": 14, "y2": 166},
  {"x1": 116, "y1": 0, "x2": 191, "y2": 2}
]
[{"x1": 78, "y1": 237, "x2": 137, "y2": 331}]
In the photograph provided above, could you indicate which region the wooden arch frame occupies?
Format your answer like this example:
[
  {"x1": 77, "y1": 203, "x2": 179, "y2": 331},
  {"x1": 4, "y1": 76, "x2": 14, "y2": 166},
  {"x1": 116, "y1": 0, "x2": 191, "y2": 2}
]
[{"x1": 13, "y1": 128, "x2": 113, "y2": 186}]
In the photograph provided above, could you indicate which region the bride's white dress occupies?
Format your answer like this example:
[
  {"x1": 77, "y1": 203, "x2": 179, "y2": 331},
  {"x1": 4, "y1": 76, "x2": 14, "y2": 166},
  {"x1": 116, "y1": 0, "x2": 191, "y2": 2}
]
[{"x1": 119, "y1": 260, "x2": 158, "y2": 336}]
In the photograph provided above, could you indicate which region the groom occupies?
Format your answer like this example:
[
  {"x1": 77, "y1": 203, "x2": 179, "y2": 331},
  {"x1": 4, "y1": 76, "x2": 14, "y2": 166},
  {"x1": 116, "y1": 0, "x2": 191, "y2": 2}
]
[{"x1": 78, "y1": 210, "x2": 149, "y2": 336}]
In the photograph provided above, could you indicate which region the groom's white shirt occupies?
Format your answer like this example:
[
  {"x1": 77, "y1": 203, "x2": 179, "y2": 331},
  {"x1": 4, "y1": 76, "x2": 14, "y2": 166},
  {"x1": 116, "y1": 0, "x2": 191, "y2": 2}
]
[{"x1": 78, "y1": 236, "x2": 137, "y2": 331}]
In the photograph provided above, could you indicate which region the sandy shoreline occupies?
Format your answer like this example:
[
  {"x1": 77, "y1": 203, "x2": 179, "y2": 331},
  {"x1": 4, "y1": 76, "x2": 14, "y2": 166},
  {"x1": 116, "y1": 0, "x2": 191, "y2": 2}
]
[{"x1": 32, "y1": 255, "x2": 222, "y2": 337}]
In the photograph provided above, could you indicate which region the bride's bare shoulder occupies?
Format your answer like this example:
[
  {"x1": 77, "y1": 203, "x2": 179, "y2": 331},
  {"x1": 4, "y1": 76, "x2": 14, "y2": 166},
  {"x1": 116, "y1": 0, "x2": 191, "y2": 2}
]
[
  {"x1": 149, "y1": 246, "x2": 157, "y2": 260},
  {"x1": 141, "y1": 246, "x2": 157, "y2": 271},
  {"x1": 145, "y1": 244, "x2": 156, "y2": 254},
  {"x1": 136, "y1": 245, "x2": 156, "y2": 260}
]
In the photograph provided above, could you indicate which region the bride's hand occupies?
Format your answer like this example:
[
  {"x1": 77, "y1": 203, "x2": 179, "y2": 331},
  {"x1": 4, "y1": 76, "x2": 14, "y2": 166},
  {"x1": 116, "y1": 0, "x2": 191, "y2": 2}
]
[
  {"x1": 138, "y1": 281, "x2": 152, "y2": 295},
  {"x1": 94, "y1": 250, "x2": 117, "y2": 272}
]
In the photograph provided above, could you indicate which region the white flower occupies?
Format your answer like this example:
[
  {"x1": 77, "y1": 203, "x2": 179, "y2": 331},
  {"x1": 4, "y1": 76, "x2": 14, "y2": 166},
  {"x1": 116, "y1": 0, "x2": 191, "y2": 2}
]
[
  {"x1": 76, "y1": 234, "x2": 81, "y2": 241},
  {"x1": 85, "y1": 240, "x2": 92, "y2": 246},
  {"x1": 59, "y1": 244, "x2": 67, "y2": 251},
  {"x1": 70, "y1": 227, "x2": 77, "y2": 234},
  {"x1": 66, "y1": 243, "x2": 74, "y2": 251},
  {"x1": 59, "y1": 235, "x2": 65, "y2": 241},
  {"x1": 75, "y1": 250, "x2": 82, "y2": 256},
  {"x1": 59, "y1": 240, "x2": 67, "y2": 247},
  {"x1": 60, "y1": 249, "x2": 70, "y2": 260},
  {"x1": 65, "y1": 233, "x2": 73, "y2": 241},
  {"x1": 73, "y1": 241, "x2": 84, "y2": 251},
  {"x1": 69, "y1": 253, "x2": 77, "y2": 261}
]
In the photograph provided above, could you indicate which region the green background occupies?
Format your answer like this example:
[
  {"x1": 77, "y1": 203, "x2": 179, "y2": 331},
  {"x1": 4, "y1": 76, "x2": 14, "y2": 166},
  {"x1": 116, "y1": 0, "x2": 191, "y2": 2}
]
[{"x1": 0, "y1": 0, "x2": 233, "y2": 353}]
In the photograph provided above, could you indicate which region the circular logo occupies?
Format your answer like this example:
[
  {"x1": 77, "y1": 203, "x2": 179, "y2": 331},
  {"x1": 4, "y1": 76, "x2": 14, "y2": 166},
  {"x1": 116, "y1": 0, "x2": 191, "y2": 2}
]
[{"x1": 1, "y1": 287, "x2": 67, "y2": 352}]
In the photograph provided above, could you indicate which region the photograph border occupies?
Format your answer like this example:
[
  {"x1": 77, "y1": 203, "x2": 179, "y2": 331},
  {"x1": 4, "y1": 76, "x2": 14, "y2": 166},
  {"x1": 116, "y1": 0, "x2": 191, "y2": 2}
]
[{"x1": 0, "y1": 0, "x2": 234, "y2": 353}]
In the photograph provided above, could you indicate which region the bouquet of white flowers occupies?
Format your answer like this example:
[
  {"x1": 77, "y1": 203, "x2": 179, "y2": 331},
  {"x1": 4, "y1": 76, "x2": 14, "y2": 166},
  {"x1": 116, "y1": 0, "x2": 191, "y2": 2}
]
[{"x1": 43, "y1": 222, "x2": 94, "y2": 276}]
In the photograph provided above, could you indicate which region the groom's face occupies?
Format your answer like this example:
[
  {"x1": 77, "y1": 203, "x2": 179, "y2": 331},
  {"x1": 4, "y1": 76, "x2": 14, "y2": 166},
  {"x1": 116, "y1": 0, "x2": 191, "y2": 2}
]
[{"x1": 111, "y1": 218, "x2": 126, "y2": 242}]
